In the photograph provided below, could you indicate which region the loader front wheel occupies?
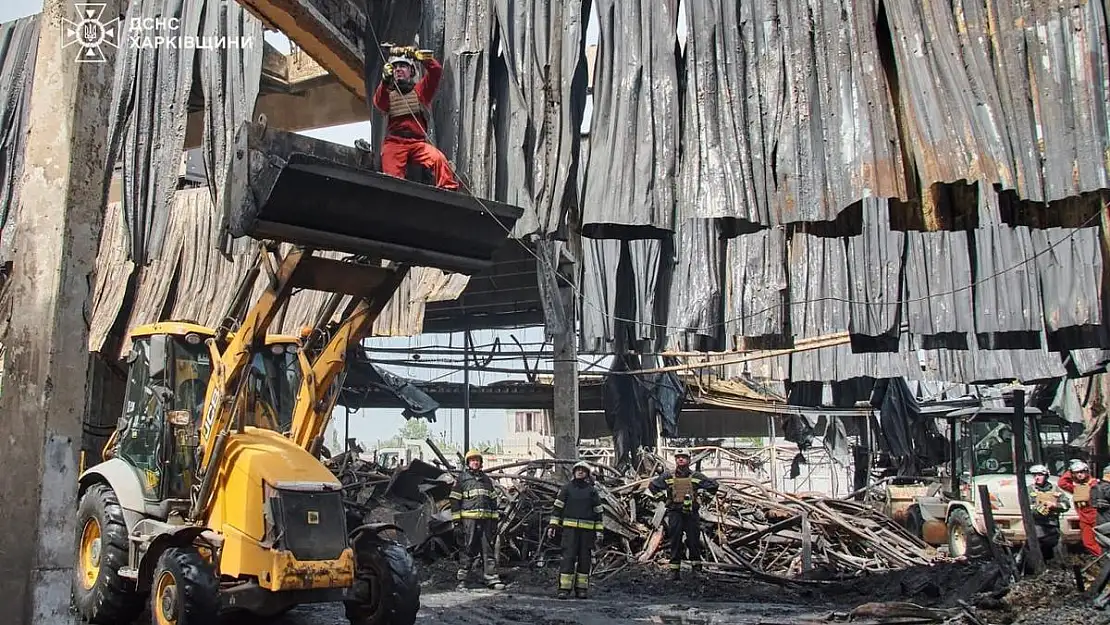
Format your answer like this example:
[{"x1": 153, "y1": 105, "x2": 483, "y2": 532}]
[
  {"x1": 947, "y1": 507, "x2": 987, "y2": 559},
  {"x1": 345, "y1": 540, "x2": 420, "y2": 625},
  {"x1": 150, "y1": 546, "x2": 219, "y2": 625},
  {"x1": 73, "y1": 483, "x2": 143, "y2": 624}
]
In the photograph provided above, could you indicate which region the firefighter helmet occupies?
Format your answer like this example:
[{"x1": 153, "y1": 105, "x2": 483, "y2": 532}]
[
  {"x1": 1029, "y1": 464, "x2": 1050, "y2": 476},
  {"x1": 572, "y1": 461, "x2": 591, "y2": 474},
  {"x1": 388, "y1": 54, "x2": 415, "y2": 69},
  {"x1": 1070, "y1": 459, "x2": 1090, "y2": 473},
  {"x1": 674, "y1": 448, "x2": 691, "y2": 459},
  {"x1": 465, "y1": 449, "x2": 483, "y2": 462}
]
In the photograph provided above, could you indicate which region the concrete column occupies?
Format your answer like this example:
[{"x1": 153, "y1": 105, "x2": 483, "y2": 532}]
[
  {"x1": 552, "y1": 281, "x2": 579, "y2": 470},
  {"x1": 0, "y1": 1, "x2": 121, "y2": 623}
]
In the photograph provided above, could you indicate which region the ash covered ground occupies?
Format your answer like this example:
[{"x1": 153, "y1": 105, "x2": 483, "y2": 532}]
[{"x1": 270, "y1": 555, "x2": 1110, "y2": 625}]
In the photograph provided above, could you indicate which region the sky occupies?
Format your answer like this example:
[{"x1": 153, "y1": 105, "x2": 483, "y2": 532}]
[{"x1": 0, "y1": 0, "x2": 644, "y2": 451}]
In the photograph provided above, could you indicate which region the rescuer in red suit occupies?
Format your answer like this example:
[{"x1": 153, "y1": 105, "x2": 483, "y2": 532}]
[
  {"x1": 1059, "y1": 459, "x2": 1103, "y2": 557},
  {"x1": 372, "y1": 46, "x2": 460, "y2": 191}
]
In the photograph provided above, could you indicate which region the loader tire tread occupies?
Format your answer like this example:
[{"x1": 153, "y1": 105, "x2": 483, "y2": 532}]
[
  {"x1": 74, "y1": 483, "x2": 144, "y2": 624},
  {"x1": 345, "y1": 540, "x2": 421, "y2": 625},
  {"x1": 150, "y1": 546, "x2": 219, "y2": 625}
]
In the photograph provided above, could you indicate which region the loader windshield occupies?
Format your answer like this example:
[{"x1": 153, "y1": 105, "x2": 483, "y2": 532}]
[{"x1": 247, "y1": 346, "x2": 300, "y2": 432}]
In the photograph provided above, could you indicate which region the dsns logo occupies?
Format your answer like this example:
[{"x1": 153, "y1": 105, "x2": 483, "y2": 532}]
[{"x1": 62, "y1": 3, "x2": 120, "y2": 63}]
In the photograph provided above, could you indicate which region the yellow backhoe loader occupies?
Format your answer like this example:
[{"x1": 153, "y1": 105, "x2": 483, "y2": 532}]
[{"x1": 74, "y1": 120, "x2": 522, "y2": 624}]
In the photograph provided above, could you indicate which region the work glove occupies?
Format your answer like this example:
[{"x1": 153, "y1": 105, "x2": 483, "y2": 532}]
[
  {"x1": 546, "y1": 526, "x2": 557, "y2": 539},
  {"x1": 382, "y1": 63, "x2": 394, "y2": 83},
  {"x1": 414, "y1": 48, "x2": 435, "y2": 62},
  {"x1": 595, "y1": 530, "x2": 604, "y2": 544}
]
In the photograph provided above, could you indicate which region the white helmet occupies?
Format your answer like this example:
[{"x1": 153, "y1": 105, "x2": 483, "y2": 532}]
[
  {"x1": 674, "y1": 448, "x2": 691, "y2": 459},
  {"x1": 1029, "y1": 464, "x2": 1049, "y2": 476},
  {"x1": 572, "y1": 460, "x2": 591, "y2": 474},
  {"x1": 388, "y1": 55, "x2": 415, "y2": 70},
  {"x1": 1069, "y1": 459, "x2": 1090, "y2": 472}
]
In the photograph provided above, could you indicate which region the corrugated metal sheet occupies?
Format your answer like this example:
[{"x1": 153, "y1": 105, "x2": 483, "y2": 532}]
[
  {"x1": 426, "y1": 0, "x2": 496, "y2": 198},
  {"x1": 666, "y1": 218, "x2": 721, "y2": 342},
  {"x1": 788, "y1": 234, "x2": 849, "y2": 380},
  {"x1": 105, "y1": 0, "x2": 204, "y2": 265},
  {"x1": 491, "y1": 0, "x2": 587, "y2": 236},
  {"x1": 0, "y1": 14, "x2": 38, "y2": 260},
  {"x1": 903, "y1": 231, "x2": 974, "y2": 336},
  {"x1": 580, "y1": 0, "x2": 679, "y2": 237},
  {"x1": 198, "y1": 0, "x2": 263, "y2": 253},
  {"x1": 679, "y1": 0, "x2": 905, "y2": 226},
  {"x1": 89, "y1": 203, "x2": 135, "y2": 353},
  {"x1": 846, "y1": 198, "x2": 904, "y2": 338},
  {"x1": 919, "y1": 340, "x2": 1065, "y2": 384},
  {"x1": 579, "y1": 237, "x2": 618, "y2": 352},
  {"x1": 726, "y1": 226, "x2": 787, "y2": 340},
  {"x1": 884, "y1": 1, "x2": 1110, "y2": 203},
  {"x1": 1032, "y1": 226, "x2": 1102, "y2": 332},
  {"x1": 972, "y1": 187, "x2": 1043, "y2": 334}
]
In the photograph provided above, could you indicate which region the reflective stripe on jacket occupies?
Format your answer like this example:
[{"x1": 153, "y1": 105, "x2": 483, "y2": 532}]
[
  {"x1": 647, "y1": 469, "x2": 719, "y2": 512},
  {"x1": 550, "y1": 478, "x2": 604, "y2": 531},
  {"x1": 450, "y1": 469, "x2": 499, "y2": 521}
]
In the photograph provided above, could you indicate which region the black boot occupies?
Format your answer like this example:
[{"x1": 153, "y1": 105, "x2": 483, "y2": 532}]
[
  {"x1": 671, "y1": 567, "x2": 681, "y2": 581},
  {"x1": 575, "y1": 588, "x2": 588, "y2": 599},
  {"x1": 557, "y1": 589, "x2": 570, "y2": 599}
]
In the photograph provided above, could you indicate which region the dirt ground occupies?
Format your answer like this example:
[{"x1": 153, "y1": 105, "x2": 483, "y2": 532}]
[{"x1": 269, "y1": 555, "x2": 1110, "y2": 625}]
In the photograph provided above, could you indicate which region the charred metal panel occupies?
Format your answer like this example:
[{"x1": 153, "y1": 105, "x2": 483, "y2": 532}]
[
  {"x1": 971, "y1": 223, "x2": 1042, "y2": 334},
  {"x1": 105, "y1": 0, "x2": 204, "y2": 265},
  {"x1": 226, "y1": 121, "x2": 523, "y2": 274},
  {"x1": 726, "y1": 227, "x2": 787, "y2": 341},
  {"x1": 198, "y1": 0, "x2": 264, "y2": 254},
  {"x1": 491, "y1": 0, "x2": 588, "y2": 236},
  {"x1": 883, "y1": 1, "x2": 1016, "y2": 192},
  {"x1": 424, "y1": 0, "x2": 496, "y2": 199},
  {"x1": 788, "y1": 234, "x2": 849, "y2": 380},
  {"x1": 681, "y1": 0, "x2": 905, "y2": 226},
  {"x1": 579, "y1": 237, "x2": 618, "y2": 352},
  {"x1": 847, "y1": 199, "x2": 904, "y2": 340},
  {"x1": 667, "y1": 218, "x2": 722, "y2": 344},
  {"x1": 1032, "y1": 227, "x2": 1102, "y2": 332},
  {"x1": 920, "y1": 339, "x2": 1064, "y2": 384},
  {"x1": 903, "y1": 231, "x2": 974, "y2": 337},
  {"x1": 0, "y1": 15, "x2": 38, "y2": 259},
  {"x1": 581, "y1": 0, "x2": 680, "y2": 237}
]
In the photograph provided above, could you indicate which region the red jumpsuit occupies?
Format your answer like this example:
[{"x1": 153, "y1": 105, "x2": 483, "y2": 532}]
[
  {"x1": 1059, "y1": 471, "x2": 1103, "y2": 556},
  {"x1": 372, "y1": 58, "x2": 459, "y2": 191}
]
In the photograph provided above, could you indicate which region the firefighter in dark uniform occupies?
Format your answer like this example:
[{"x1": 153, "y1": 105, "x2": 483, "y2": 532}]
[
  {"x1": 647, "y1": 448, "x2": 719, "y2": 580},
  {"x1": 547, "y1": 461, "x2": 604, "y2": 599},
  {"x1": 449, "y1": 449, "x2": 505, "y2": 589}
]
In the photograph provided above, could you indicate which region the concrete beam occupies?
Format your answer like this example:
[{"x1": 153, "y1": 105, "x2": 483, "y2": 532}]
[
  {"x1": 0, "y1": 0, "x2": 122, "y2": 622},
  {"x1": 235, "y1": 0, "x2": 368, "y2": 100},
  {"x1": 183, "y1": 80, "x2": 370, "y2": 149},
  {"x1": 552, "y1": 281, "x2": 580, "y2": 470}
]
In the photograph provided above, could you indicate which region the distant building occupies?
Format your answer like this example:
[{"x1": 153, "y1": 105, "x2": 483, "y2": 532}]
[{"x1": 502, "y1": 409, "x2": 553, "y2": 458}]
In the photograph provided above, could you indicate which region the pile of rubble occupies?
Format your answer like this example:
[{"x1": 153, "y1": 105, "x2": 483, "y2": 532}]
[{"x1": 324, "y1": 450, "x2": 936, "y2": 583}]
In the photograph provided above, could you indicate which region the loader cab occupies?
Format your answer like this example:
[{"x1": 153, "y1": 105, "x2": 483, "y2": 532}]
[
  {"x1": 247, "y1": 336, "x2": 302, "y2": 433},
  {"x1": 945, "y1": 407, "x2": 1046, "y2": 500},
  {"x1": 115, "y1": 323, "x2": 215, "y2": 505}
]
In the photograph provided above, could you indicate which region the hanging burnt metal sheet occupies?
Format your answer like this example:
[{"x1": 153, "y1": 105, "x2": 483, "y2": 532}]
[
  {"x1": 627, "y1": 238, "x2": 663, "y2": 343},
  {"x1": 0, "y1": 14, "x2": 38, "y2": 259},
  {"x1": 727, "y1": 227, "x2": 787, "y2": 340},
  {"x1": 903, "y1": 231, "x2": 974, "y2": 336},
  {"x1": 491, "y1": 0, "x2": 588, "y2": 236},
  {"x1": 198, "y1": 0, "x2": 263, "y2": 254},
  {"x1": 579, "y1": 237, "x2": 618, "y2": 352},
  {"x1": 581, "y1": 0, "x2": 679, "y2": 238},
  {"x1": 666, "y1": 218, "x2": 721, "y2": 343},
  {"x1": 1069, "y1": 348, "x2": 1109, "y2": 376},
  {"x1": 882, "y1": 1, "x2": 1016, "y2": 193},
  {"x1": 89, "y1": 203, "x2": 135, "y2": 353},
  {"x1": 424, "y1": 0, "x2": 496, "y2": 198},
  {"x1": 847, "y1": 198, "x2": 904, "y2": 340},
  {"x1": 991, "y1": 0, "x2": 1110, "y2": 203},
  {"x1": 918, "y1": 336, "x2": 1064, "y2": 384},
  {"x1": 681, "y1": 0, "x2": 904, "y2": 226},
  {"x1": 1032, "y1": 227, "x2": 1102, "y2": 332},
  {"x1": 971, "y1": 227, "x2": 1043, "y2": 335},
  {"x1": 788, "y1": 234, "x2": 849, "y2": 380},
  {"x1": 103, "y1": 0, "x2": 203, "y2": 265}
]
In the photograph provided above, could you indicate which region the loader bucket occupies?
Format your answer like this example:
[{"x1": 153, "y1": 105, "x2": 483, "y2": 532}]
[{"x1": 225, "y1": 120, "x2": 524, "y2": 274}]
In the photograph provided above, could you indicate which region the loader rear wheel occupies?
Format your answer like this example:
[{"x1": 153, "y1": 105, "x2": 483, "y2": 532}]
[
  {"x1": 73, "y1": 483, "x2": 143, "y2": 624},
  {"x1": 947, "y1": 507, "x2": 987, "y2": 559},
  {"x1": 345, "y1": 540, "x2": 420, "y2": 625},
  {"x1": 150, "y1": 546, "x2": 219, "y2": 625}
]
